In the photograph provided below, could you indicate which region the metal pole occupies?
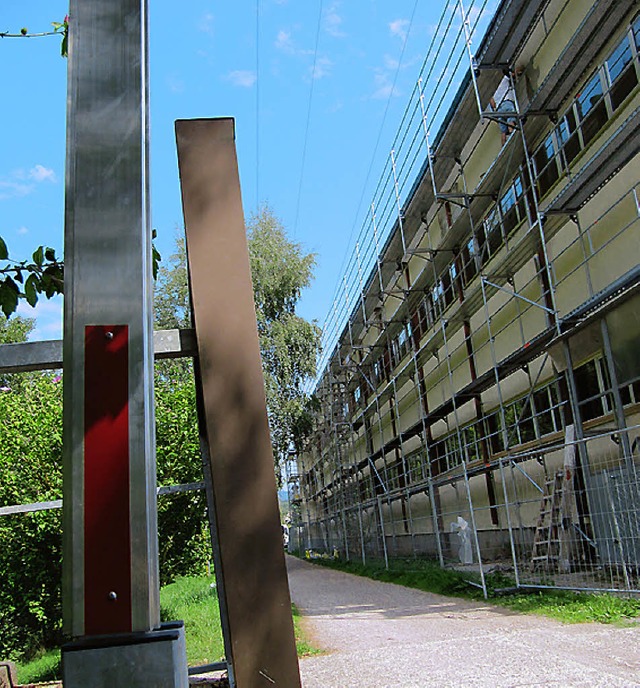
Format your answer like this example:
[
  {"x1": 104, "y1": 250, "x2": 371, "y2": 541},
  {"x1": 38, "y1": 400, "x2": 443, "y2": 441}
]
[
  {"x1": 480, "y1": 276, "x2": 521, "y2": 587},
  {"x1": 358, "y1": 502, "x2": 366, "y2": 565},
  {"x1": 61, "y1": 1, "x2": 190, "y2": 684},
  {"x1": 390, "y1": 149, "x2": 408, "y2": 255},
  {"x1": 418, "y1": 78, "x2": 439, "y2": 199},
  {"x1": 377, "y1": 496, "x2": 389, "y2": 569},
  {"x1": 458, "y1": 0, "x2": 482, "y2": 115}
]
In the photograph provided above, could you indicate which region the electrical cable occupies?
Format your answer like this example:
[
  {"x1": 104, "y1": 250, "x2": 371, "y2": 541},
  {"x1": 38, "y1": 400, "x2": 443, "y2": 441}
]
[
  {"x1": 293, "y1": 0, "x2": 324, "y2": 237},
  {"x1": 256, "y1": 0, "x2": 261, "y2": 211}
]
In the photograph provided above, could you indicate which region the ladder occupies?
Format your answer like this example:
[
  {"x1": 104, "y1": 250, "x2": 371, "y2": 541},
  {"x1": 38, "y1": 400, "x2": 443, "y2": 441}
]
[{"x1": 531, "y1": 471, "x2": 564, "y2": 568}]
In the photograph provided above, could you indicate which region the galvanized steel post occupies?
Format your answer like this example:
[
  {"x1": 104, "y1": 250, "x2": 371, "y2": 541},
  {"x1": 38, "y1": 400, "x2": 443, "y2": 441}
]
[{"x1": 61, "y1": 1, "x2": 188, "y2": 685}]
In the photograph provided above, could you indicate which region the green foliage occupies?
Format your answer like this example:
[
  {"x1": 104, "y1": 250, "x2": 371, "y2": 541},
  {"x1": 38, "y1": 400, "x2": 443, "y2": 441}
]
[
  {"x1": 0, "y1": 229, "x2": 159, "y2": 319},
  {"x1": 0, "y1": 374, "x2": 63, "y2": 662},
  {"x1": 291, "y1": 603, "x2": 323, "y2": 657},
  {"x1": 0, "y1": 17, "x2": 68, "y2": 56},
  {"x1": 0, "y1": 244, "x2": 63, "y2": 318},
  {"x1": 16, "y1": 649, "x2": 61, "y2": 685},
  {"x1": 158, "y1": 576, "x2": 320, "y2": 666},
  {"x1": 154, "y1": 234, "x2": 190, "y2": 331},
  {"x1": 51, "y1": 16, "x2": 69, "y2": 58},
  {"x1": 18, "y1": 573, "x2": 315, "y2": 682},
  {"x1": 247, "y1": 205, "x2": 322, "y2": 479},
  {"x1": 154, "y1": 208, "x2": 322, "y2": 482},
  {"x1": 155, "y1": 366, "x2": 212, "y2": 585},
  {"x1": 0, "y1": 313, "x2": 35, "y2": 345},
  {"x1": 160, "y1": 575, "x2": 224, "y2": 666},
  {"x1": 498, "y1": 588, "x2": 640, "y2": 624}
]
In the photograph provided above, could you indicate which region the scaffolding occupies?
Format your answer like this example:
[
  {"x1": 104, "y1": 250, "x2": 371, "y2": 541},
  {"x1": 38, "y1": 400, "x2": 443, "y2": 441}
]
[{"x1": 299, "y1": 0, "x2": 640, "y2": 597}]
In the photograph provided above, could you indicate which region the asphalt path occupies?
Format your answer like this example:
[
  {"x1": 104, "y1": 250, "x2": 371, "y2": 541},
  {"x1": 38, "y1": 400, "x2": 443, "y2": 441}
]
[{"x1": 287, "y1": 555, "x2": 640, "y2": 688}]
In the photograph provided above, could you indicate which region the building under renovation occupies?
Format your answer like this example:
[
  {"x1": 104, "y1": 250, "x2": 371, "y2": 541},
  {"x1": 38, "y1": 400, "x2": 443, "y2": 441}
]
[{"x1": 291, "y1": 0, "x2": 640, "y2": 595}]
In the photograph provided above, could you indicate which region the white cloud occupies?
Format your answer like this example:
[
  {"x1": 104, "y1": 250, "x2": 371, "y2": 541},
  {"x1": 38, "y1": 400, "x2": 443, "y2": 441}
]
[
  {"x1": 0, "y1": 165, "x2": 56, "y2": 200},
  {"x1": 199, "y1": 12, "x2": 214, "y2": 35},
  {"x1": 226, "y1": 70, "x2": 257, "y2": 88},
  {"x1": 0, "y1": 181, "x2": 33, "y2": 201},
  {"x1": 371, "y1": 71, "x2": 400, "y2": 100},
  {"x1": 309, "y1": 57, "x2": 332, "y2": 80},
  {"x1": 389, "y1": 18, "x2": 410, "y2": 42},
  {"x1": 17, "y1": 226, "x2": 29, "y2": 235},
  {"x1": 275, "y1": 29, "x2": 295, "y2": 54},
  {"x1": 325, "y1": 3, "x2": 346, "y2": 38},
  {"x1": 275, "y1": 27, "x2": 313, "y2": 56},
  {"x1": 29, "y1": 164, "x2": 56, "y2": 183},
  {"x1": 166, "y1": 72, "x2": 185, "y2": 93}
]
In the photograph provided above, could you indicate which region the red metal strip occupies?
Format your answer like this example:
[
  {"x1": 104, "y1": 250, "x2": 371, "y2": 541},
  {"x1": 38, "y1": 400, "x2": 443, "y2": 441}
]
[{"x1": 84, "y1": 325, "x2": 132, "y2": 635}]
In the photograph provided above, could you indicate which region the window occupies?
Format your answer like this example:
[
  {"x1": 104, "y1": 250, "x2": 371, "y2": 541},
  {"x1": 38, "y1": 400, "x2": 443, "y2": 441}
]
[
  {"x1": 606, "y1": 35, "x2": 633, "y2": 84},
  {"x1": 577, "y1": 72, "x2": 604, "y2": 119},
  {"x1": 534, "y1": 133, "x2": 560, "y2": 197},
  {"x1": 484, "y1": 206, "x2": 503, "y2": 256},
  {"x1": 533, "y1": 382, "x2": 565, "y2": 436},
  {"x1": 499, "y1": 177, "x2": 527, "y2": 237},
  {"x1": 557, "y1": 107, "x2": 581, "y2": 166},
  {"x1": 606, "y1": 33, "x2": 638, "y2": 110},
  {"x1": 461, "y1": 236, "x2": 478, "y2": 285},
  {"x1": 504, "y1": 398, "x2": 536, "y2": 445},
  {"x1": 461, "y1": 424, "x2": 481, "y2": 463},
  {"x1": 577, "y1": 72, "x2": 607, "y2": 146},
  {"x1": 442, "y1": 265, "x2": 456, "y2": 308},
  {"x1": 359, "y1": 475, "x2": 372, "y2": 501},
  {"x1": 405, "y1": 450, "x2": 426, "y2": 484},
  {"x1": 373, "y1": 358, "x2": 382, "y2": 384},
  {"x1": 573, "y1": 358, "x2": 612, "y2": 421}
]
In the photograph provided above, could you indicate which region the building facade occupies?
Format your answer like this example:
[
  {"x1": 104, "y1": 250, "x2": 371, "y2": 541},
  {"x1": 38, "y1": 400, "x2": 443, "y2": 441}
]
[{"x1": 293, "y1": 0, "x2": 640, "y2": 594}]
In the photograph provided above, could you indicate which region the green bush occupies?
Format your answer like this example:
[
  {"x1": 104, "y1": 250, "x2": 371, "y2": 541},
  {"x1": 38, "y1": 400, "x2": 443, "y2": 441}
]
[
  {"x1": 0, "y1": 366, "x2": 212, "y2": 662},
  {"x1": 0, "y1": 374, "x2": 63, "y2": 661}
]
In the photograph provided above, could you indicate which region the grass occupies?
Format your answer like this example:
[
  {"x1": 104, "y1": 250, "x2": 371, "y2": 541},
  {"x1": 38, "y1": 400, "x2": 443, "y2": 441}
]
[
  {"x1": 292, "y1": 603, "x2": 323, "y2": 657},
  {"x1": 306, "y1": 555, "x2": 640, "y2": 625},
  {"x1": 159, "y1": 574, "x2": 225, "y2": 666},
  {"x1": 16, "y1": 648, "x2": 61, "y2": 685},
  {"x1": 17, "y1": 574, "x2": 320, "y2": 684}
]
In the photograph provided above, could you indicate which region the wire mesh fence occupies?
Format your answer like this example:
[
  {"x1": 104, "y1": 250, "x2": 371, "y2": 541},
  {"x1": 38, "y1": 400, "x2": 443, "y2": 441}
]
[{"x1": 295, "y1": 424, "x2": 640, "y2": 596}]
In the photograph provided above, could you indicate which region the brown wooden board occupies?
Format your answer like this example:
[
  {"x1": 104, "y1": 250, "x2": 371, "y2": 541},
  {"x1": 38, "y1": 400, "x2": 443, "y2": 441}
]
[{"x1": 175, "y1": 118, "x2": 301, "y2": 688}]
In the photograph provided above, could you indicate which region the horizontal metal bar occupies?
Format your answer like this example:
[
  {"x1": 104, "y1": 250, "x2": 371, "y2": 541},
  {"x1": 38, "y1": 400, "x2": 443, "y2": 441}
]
[
  {"x1": 188, "y1": 661, "x2": 228, "y2": 676},
  {"x1": 517, "y1": 583, "x2": 640, "y2": 595},
  {"x1": 0, "y1": 328, "x2": 197, "y2": 373},
  {"x1": 0, "y1": 499, "x2": 63, "y2": 516},
  {"x1": 0, "y1": 481, "x2": 205, "y2": 517},
  {"x1": 157, "y1": 481, "x2": 205, "y2": 496}
]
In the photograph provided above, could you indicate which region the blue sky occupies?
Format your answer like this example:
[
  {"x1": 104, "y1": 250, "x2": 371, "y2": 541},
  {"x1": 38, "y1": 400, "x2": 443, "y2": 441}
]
[{"x1": 2, "y1": 1, "x2": 496, "y2": 341}]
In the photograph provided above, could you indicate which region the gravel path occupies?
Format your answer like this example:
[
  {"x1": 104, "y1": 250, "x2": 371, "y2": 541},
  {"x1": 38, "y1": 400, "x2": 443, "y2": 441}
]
[{"x1": 286, "y1": 555, "x2": 640, "y2": 688}]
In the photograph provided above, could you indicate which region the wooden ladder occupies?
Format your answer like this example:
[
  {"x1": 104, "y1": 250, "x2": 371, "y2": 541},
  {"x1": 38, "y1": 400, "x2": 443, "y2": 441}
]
[{"x1": 531, "y1": 471, "x2": 564, "y2": 568}]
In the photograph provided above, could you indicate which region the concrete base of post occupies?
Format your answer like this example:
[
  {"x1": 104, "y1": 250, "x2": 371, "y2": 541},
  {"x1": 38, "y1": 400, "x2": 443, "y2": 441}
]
[{"x1": 62, "y1": 622, "x2": 189, "y2": 688}]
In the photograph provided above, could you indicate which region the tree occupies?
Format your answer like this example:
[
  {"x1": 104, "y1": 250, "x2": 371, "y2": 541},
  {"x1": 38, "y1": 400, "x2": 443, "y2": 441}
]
[
  {"x1": 0, "y1": 320, "x2": 63, "y2": 661},
  {"x1": 0, "y1": 314, "x2": 35, "y2": 346},
  {"x1": 0, "y1": 373, "x2": 64, "y2": 661},
  {"x1": 247, "y1": 205, "x2": 322, "y2": 481},
  {"x1": 154, "y1": 207, "x2": 322, "y2": 482}
]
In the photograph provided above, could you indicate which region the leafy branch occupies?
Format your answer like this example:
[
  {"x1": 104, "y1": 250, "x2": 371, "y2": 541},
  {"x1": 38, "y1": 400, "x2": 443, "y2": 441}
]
[
  {"x1": 0, "y1": 239, "x2": 63, "y2": 319},
  {"x1": 0, "y1": 232, "x2": 161, "y2": 319},
  {"x1": 1, "y1": 16, "x2": 68, "y2": 57}
]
